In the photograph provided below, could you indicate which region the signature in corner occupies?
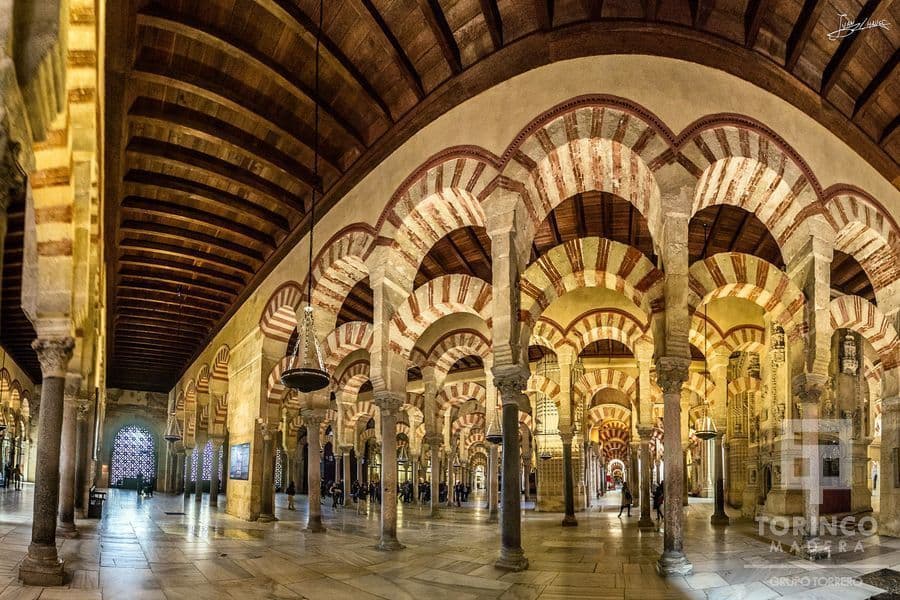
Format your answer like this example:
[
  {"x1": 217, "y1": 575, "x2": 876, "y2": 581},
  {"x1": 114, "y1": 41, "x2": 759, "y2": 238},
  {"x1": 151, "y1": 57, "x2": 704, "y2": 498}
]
[{"x1": 827, "y1": 13, "x2": 891, "y2": 41}]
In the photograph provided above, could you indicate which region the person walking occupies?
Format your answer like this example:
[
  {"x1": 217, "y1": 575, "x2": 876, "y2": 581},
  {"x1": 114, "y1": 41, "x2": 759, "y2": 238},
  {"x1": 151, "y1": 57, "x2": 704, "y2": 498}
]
[
  {"x1": 13, "y1": 464, "x2": 22, "y2": 490},
  {"x1": 653, "y1": 480, "x2": 664, "y2": 521},
  {"x1": 617, "y1": 481, "x2": 633, "y2": 517},
  {"x1": 286, "y1": 480, "x2": 296, "y2": 510}
]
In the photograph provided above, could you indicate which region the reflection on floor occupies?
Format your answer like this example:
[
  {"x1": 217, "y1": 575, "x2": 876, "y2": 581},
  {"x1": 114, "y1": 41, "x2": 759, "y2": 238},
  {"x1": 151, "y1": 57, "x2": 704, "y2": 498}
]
[{"x1": 0, "y1": 485, "x2": 898, "y2": 599}]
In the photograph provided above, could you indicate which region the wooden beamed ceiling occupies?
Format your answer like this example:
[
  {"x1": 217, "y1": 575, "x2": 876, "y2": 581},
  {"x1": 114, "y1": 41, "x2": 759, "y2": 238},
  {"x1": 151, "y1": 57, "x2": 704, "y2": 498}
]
[{"x1": 103, "y1": 0, "x2": 899, "y2": 390}]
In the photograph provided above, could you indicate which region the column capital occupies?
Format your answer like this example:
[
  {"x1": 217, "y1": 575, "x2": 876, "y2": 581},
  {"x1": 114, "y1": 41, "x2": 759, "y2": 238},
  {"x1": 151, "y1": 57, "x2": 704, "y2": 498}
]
[
  {"x1": 75, "y1": 397, "x2": 91, "y2": 420},
  {"x1": 425, "y1": 433, "x2": 444, "y2": 447},
  {"x1": 792, "y1": 372, "x2": 828, "y2": 404},
  {"x1": 209, "y1": 436, "x2": 226, "y2": 447},
  {"x1": 655, "y1": 356, "x2": 690, "y2": 394},
  {"x1": 558, "y1": 426, "x2": 575, "y2": 444},
  {"x1": 492, "y1": 364, "x2": 529, "y2": 407},
  {"x1": 301, "y1": 408, "x2": 327, "y2": 426},
  {"x1": 373, "y1": 391, "x2": 405, "y2": 416},
  {"x1": 32, "y1": 337, "x2": 75, "y2": 378},
  {"x1": 637, "y1": 425, "x2": 654, "y2": 440}
]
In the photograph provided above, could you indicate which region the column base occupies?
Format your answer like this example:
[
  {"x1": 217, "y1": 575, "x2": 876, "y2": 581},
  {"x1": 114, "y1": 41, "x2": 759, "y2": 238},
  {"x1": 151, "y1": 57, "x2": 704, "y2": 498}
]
[
  {"x1": 258, "y1": 514, "x2": 278, "y2": 523},
  {"x1": 710, "y1": 512, "x2": 730, "y2": 526},
  {"x1": 561, "y1": 514, "x2": 578, "y2": 527},
  {"x1": 638, "y1": 517, "x2": 656, "y2": 530},
  {"x1": 305, "y1": 519, "x2": 326, "y2": 533},
  {"x1": 656, "y1": 551, "x2": 693, "y2": 577},
  {"x1": 376, "y1": 537, "x2": 405, "y2": 551},
  {"x1": 56, "y1": 523, "x2": 79, "y2": 539},
  {"x1": 19, "y1": 545, "x2": 66, "y2": 587},
  {"x1": 495, "y1": 547, "x2": 528, "y2": 572}
]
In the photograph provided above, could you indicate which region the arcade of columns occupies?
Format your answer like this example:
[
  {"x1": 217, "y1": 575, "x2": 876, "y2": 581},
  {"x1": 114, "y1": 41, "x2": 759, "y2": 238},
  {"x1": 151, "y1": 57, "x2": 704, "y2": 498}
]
[{"x1": 165, "y1": 96, "x2": 900, "y2": 576}]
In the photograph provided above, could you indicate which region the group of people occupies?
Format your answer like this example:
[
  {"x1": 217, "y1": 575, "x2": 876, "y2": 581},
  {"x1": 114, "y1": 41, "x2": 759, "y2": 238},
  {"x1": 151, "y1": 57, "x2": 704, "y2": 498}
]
[
  {"x1": 135, "y1": 472, "x2": 155, "y2": 498},
  {"x1": 2, "y1": 463, "x2": 22, "y2": 490},
  {"x1": 617, "y1": 480, "x2": 665, "y2": 520}
]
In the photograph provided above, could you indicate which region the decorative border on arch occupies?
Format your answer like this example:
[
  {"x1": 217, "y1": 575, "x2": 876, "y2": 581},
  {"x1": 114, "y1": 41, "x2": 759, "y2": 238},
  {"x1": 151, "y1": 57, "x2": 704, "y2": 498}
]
[
  {"x1": 830, "y1": 295, "x2": 900, "y2": 369},
  {"x1": 259, "y1": 281, "x2": 303, "y2": 342}
]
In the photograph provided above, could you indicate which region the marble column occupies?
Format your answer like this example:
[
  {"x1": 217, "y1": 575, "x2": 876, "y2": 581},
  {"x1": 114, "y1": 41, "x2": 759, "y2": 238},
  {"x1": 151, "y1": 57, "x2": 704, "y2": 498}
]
[
  {"x1": 57, "y1": 385, "x2": 79, "y2": 538},
  {"x1": 19, "y1": 337, "x2": 75, "y2": 586},
  {"x1": 494, "y1": 367, "x2": 528, "y2": 571},
  {"x1": 710, "y1": 431, "x2": 729, "y2": 525},
  {"x1": 428, "y1": 436, "x2": 441, "y2": 518},
  {"x1": 209, "y1": 438, "x2": 223, "y2": 507},
  {"x1": 630, "y1": 441, "x2": 641, "y2": 509},
  {"x1": 342, "y1": 447, "x2": 352, "y2": 504},
  {"x1": 183, "y1": 447, "x2": 194, "y2": 499},
  {"x1": 375, "y1": 392, "x2": 404, "y2": 550},
  {"x1": 487, "y1": 442, "x2": 499, "y2": 522},
  {"x1": 560, "y1": 426, "x2": 577, "y2": 526},
  {"x1": 175, "y1": 449, "x2": 185, "y2": 494},
  {"x1": 74, "y1": 399, "x2": 90, "y2": 518},
  {"x1": 796, "y1": 379, "x2": 823, "y2": 538},
  {"x1": 656, "y1": 357, "x2": 693, "y2": 577},
  {"x1": 303, "y1": 412, "x2": 324, "y2": 531},
  {"x1": 638, "y1": 427, "x2": 655, "y2": 530},
  {"x1": 879, "y1": 395, "x2": 900, "y2": 536},
  {"x1": 258, "y1": 424, "x2": 277, "y2": 523},
  {"x1": 522, "y1": 456, "x2": 532, "y2": 502},
  {"x1": 194, "y1": 437, "x2": 205, "y2": 503}
]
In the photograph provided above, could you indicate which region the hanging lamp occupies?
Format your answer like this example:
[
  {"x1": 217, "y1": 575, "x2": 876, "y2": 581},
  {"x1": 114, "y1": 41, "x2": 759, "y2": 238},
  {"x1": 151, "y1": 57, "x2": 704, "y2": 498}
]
[
  {"x1": 0, "y1": 351, "x2": 7, "y2": 434},
  {"x1": 485, "y1": 399, "x2": 502, "y2": 445},
  {"x1": 694, "y1": 223, "x2": 717, "y2": 441},
  {"x1": 397, "y1": 444, "x2": 409, "y2": 464},
  {"x1": 282, "y1": 0, "x2": 330, "y2": 393},
  {"x1": 538, "y1": 393, "x2": 552, "y2": 461},
  {"x1": 165, "y1": 289, "x2": 185, "y2": 443}
]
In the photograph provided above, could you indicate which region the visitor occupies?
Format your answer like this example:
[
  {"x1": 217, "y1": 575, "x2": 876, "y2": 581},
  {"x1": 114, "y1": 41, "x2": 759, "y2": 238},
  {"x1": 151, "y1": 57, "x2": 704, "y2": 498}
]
[
  {"x1": 286, "y1": 480, "x2": 296, "y2": 510},
  {"x1": 13, "y1": 464, "x2": 22, "y2": 490},
  {"x1": 617, "y1": 481, "x2": 632, "y2": 517},
  {"x1": 136, "y1": 472, "x2": 144, "y2": 497},
  {"x1": 3, "y1": 462, "x2": 10, "y2": 488},
  {"x1": 331, "y1": 480, "x2": 343, "y2": 508},
  {"x1": 148, "y1": 475, "x2": 156, "y2": 498},
  {"x1": 653, "y1": 480, "x2": 664, "y2": 521}
]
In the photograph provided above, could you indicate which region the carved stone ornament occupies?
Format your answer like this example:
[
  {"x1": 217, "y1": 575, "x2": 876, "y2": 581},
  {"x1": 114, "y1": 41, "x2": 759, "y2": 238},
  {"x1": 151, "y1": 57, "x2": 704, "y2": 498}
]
[
  {"x1": 372, "y1": 391, "x2": 405, "y2": 416},
  {"x1": 841, "y1": 333, "x2": 859, "y2": 375},
  {"x1": 770, "y1": 324, "x2": 786, "y2": 364},
  {"x1": 32, "y1": 337, "x2": 75, "y2": 378},
  {"x1": 75, "y1": 398, "x2": 91, "y2": 421},
  {"x1": 493, "y1": 369, "x2": 528, "y2": 405},
  {"x1": 655, "y1": 356, "x2": 690, "y2": 394}
]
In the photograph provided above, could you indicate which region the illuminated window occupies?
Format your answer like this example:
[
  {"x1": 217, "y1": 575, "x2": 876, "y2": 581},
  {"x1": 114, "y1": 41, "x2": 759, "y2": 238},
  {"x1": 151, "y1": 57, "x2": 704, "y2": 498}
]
[
  {"x1": 275, "y1": 447, "x2": 284, "y2": 489},
  {"x1": 110, "y1": 425, "x2": 156, "y2": 487}
]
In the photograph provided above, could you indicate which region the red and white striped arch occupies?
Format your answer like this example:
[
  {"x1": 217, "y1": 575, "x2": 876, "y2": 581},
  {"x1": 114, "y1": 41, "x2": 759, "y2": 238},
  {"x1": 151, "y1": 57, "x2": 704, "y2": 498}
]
[
  {"x1": 323, "y1": 321, "x2": 373, "y2": 371},
  {"x1": 437, "y1": 381, "x2": 486, "y2": 414},
  {"x1": 196, "y1": 364, "x2": 210, "y2": 394},
  {"x1": 464, "y1": 430, "x2": 486, "y2": 450},
  {"x1": 588, "y1": 403, "x2": 632, "y2": 426},
  {"x1": 520, "y1": 238, "x2": 665, "y2": 329},
  {"x1": 404, "y1": 392, "x2": 424, "y2": 414},
  {"x1": 574, "y1": 368, "x2": 638, "y2": 404},
  {"x1": 568, "y1": 308, "x2": 649, "y2": 355},
  {"x1": 503, "y1": 102, "x2": 669, "y2": 248},
  {"x1": 390, "y1": 275, "x2": 492, "y2": 358},
  {"x1": 727, "y1": 376, "x2": 761, "y2": 397},
  {"x1": 308, "y1": 226, "x2": 376, "y2": 329},
  {"x1": 530, "y1": 318, "x2": 568, "y2": 352},
  {"x1": 527, "y1": 374, "x2": 561, "y2": 401},
  {"x1": 452, "y1": 411, "x2": 485, "y2": 435},
  {"x1": 689, "y1": 311, "x2": 725, "y2": 356},
  {"x1": 824, "y1": 190, "x2": 900, "y2": 297},
  {"x1": 830, "y1": 295, "x2": 900, "y2": 370},
  {"x1": 721, "y1": 325, "x2": 766, "y2": 354},
  {"x1": 599, "y1": 420, "x2": 631, "y2": 462},
  {"x1": 336, "y1": 359, "x2": 370, "y2": 397},
  {"x1": 680, "y1": 122, "x2": 819, "y2": 255},
  {"x1": 259, "y1": 282, "x2": 303, "y2": 344},
  {"x1": 427, "y1": 329, "x2": 491, "y2": 385},
  {"x1": 380, "y1": 154, "x2": 498, "y2": 289},
  {"x1": 688, "y1": 253, "x2": 805, "y2": 330},
  {"x1": 211, "y1": 345, "x2": 230, "y2": 381},
  {"x1": 344, "y1": 400, "x2": 378, "y2": 423},
  {"x1": 265, "y1": 356, "x2": 296, "y2": 407},
  {"x1": 681, "y1": 371, "x2": 716, "y2": 403}
]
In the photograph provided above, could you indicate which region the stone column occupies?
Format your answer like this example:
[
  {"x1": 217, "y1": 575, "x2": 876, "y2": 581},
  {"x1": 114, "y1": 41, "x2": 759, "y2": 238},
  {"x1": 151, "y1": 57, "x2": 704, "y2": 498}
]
[
  {"x1": 194, "y1": 437, "x2": 206, "y2": 503},
  {"x1": 258, "y1": 423, "x2": 277, "y2": 523},
  {"x1": 303, "y1": 412, "x2": 325, "y2": 531},
  {"x1": 710, "y1": 431, "x2": 729, "y2": 525},
  {"x1": 428, "y1": 436, "x2": 441, "y2": 518},
  {"x1": 494, "y1": 366, "x2": 528, "y2": 571},
  {"x1": 342, "y1": 447, "x2": 352, "y2": 504},
  {"x1": 375, "y1": 391, "x2": 404, "y2": 550},
  {"x1": 522, "y1": 453, "x2": 532, "y2": 502},
  {"x1": 57, "y1": 382, "x2": 79, "y2": 538},
  {"x1": 183, "y1": 447, "x2": 194, "y2": 498},
  {"x1": 795, "y1": 378, "x2": 824, "y2": 538},
  {"x1": 560, "y1": 426, "x2": 577, "y2": 526},
  {"x1": 656, "y1": 357, "x2": 692, "y2": 576},
  {"x1": 19, "y1": 337, "x2": 75, "y2": 586},
  {"x1": 74, "y1": 398, "x2": 90, "y2": 518},
  {"x1": 487, "y1": 442, "x2": 499, "y2": 522},
  {"x1": 638, "y1": 427, "x2": 654, "y2": 529},
  {"x1": 175, "y1": 449, "x2": 185, "y2": 494},
  {"x1": 209, "y1": 438, "x2": 223, "y2": 507},
  {"x1": 630, "y1": 441, "x2": 641, "y2": 508},
  {"x1": 879, "y1": 395, "x2": 900, "y2": 536}
]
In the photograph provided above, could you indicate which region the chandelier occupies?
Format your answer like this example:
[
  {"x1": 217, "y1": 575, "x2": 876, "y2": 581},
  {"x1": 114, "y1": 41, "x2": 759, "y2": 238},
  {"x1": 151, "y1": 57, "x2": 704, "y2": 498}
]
[
  {"x1": 694, "y1": 223, "x2": 717, "y2": 441},
  {"x1": 281, "y1": 0, "x2": 330, "y2": 393},
  {"x1": 164, "y1": 411, "x2": 182, "y2": 443},
  {"x1": 485, "y1": 397, "x2": 502, "y2": 444}
]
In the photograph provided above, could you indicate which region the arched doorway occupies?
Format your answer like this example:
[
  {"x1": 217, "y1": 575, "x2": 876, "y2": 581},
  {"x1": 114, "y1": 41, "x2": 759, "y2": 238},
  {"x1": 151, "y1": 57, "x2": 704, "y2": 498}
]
[{"x1": 109, "y1": 425, "x2": 156, "y2": 489}]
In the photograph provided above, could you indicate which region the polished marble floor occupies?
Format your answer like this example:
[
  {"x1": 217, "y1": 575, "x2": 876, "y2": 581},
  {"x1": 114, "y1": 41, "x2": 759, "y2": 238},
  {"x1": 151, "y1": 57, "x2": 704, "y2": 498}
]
[{"x1": 0, "y1": 485, "x2": 898, "y2": 599}]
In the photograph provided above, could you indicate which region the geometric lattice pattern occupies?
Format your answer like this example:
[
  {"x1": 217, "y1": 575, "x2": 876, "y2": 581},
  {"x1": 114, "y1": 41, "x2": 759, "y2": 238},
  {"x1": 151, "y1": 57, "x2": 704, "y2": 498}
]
[{"x1": 110, "y1": 425, "x2": 156, "y2": 485}]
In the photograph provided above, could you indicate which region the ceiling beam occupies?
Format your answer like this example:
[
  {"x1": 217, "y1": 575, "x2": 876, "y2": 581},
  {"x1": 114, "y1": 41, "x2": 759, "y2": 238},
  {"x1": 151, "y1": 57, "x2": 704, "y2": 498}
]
[
  {"x1": 118, "y1": 238, "x2": 255, "y2": 275},
  {"x1": 117, "y1": 268, "x2": 241, "y2": 298},
  {"x1": 880, "y1": 115, "x2": 898, "y2": 146},
  {"x1": 583, "y1": 0, "x2": 604, "y2": 20},
  {"x1": 118, "y1": 254, "x2": 246, "y2": 287},
  {"x1": 125, "y1": 137, "x2": 306, "y2": 213},
  {"x1": 115, "y1": 305, "x2": 217, "y2": 324},
  {"x1": 785, "y1": 0, "x2": 826, "y2": 71},
  {"x1": 124, "y1": 169, "x2": 289, "y2": 232},
  {"x1": 117, "y1": 297, "x2": 222, "y2": 319},
  {"x1": 821, "y1": 0, "x2": 893, "y2": 97},
  {"x1": 130, "y1": 65, "x2": 343, "y2": 174},
  {"x1": 260, "y1": 0, "x2": 393, "y2": 119},
  {"x1": 118, "y1": 220, "x2": 264, "y2": 263},
  {"x1": 465, "y1": 227, "x2": 492, "y2": 266},
  {"x1": 479, "y1": 0, "x2": 504, "y2": 50},
  {"x1": 534, "y1": 0, "x2": 554, "y2": 30},
  {"x1": 445, "y1": 235, "x2": 477, "y2": 277},
  {"x1": 137, "y1": 8, "x2": 367, "y2": 148},
  {"x1": 117, "y1": 281, "x2": 233, "y2": 307},
  {"x1": 854, "y1": 50, "x2": 899, "y2": 117},
  {"x1": 417, "y1": 0, "x2": 462, "y2": 74},
  {"x1": 639, "y1": 0, "x2": 658, "y2": 20},
  {"x1": 113, "y1": 314, "x2": 210, "y2": 333},
  {"x1": 121, "y1": 196, "x2": 276, "y2": 248},
  {"x1": 128, "y1": 99, "x2": 320, "y2": 196},
  {"x1": 357, "y1": 0, "x2": 425, "y2": 100}
]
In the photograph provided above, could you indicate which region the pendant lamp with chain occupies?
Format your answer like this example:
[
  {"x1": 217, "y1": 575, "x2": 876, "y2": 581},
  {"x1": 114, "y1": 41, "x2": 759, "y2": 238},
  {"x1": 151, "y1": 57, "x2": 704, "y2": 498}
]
[
  {"x1": 281, "y1": 0, "x2": 330, "y2": 393},
  {"x1": 0, "y1": 349, "x2": 7, "y2": 434},
  {"x1": 164, "y1": 288, "x2": 184, "y2": 443},
  {"x1": 694, "y1": 224, "x2": 717, "y2": 441},
  {"x1": 485, "y1": 395, "x2": 502, "y2": 444}
]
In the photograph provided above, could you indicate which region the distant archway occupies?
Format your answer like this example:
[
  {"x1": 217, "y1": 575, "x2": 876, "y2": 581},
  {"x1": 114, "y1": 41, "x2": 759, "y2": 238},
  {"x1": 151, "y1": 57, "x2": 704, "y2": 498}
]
[{"x1": 109, "y1": 425, "x2": 156, "y2": 489}]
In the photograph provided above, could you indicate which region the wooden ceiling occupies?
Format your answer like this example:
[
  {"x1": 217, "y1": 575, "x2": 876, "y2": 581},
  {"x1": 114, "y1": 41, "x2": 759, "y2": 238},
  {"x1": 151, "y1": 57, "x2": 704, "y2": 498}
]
[
  {"x1": 104, "y1": 0, "x2": 899, "y2": 390},
  {"x1": 1, "y1": 191, "x2": 40, "y2": 382},
  {"x1": 688, "y1": 204, "x2": 785, "y2": 268}
]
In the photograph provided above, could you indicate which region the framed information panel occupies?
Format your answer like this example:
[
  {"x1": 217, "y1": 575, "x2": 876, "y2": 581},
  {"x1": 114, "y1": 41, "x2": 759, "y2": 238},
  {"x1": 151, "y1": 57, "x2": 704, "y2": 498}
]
[{"x1": 229, "y1": 443, "x2": 251, "y2": 480}]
